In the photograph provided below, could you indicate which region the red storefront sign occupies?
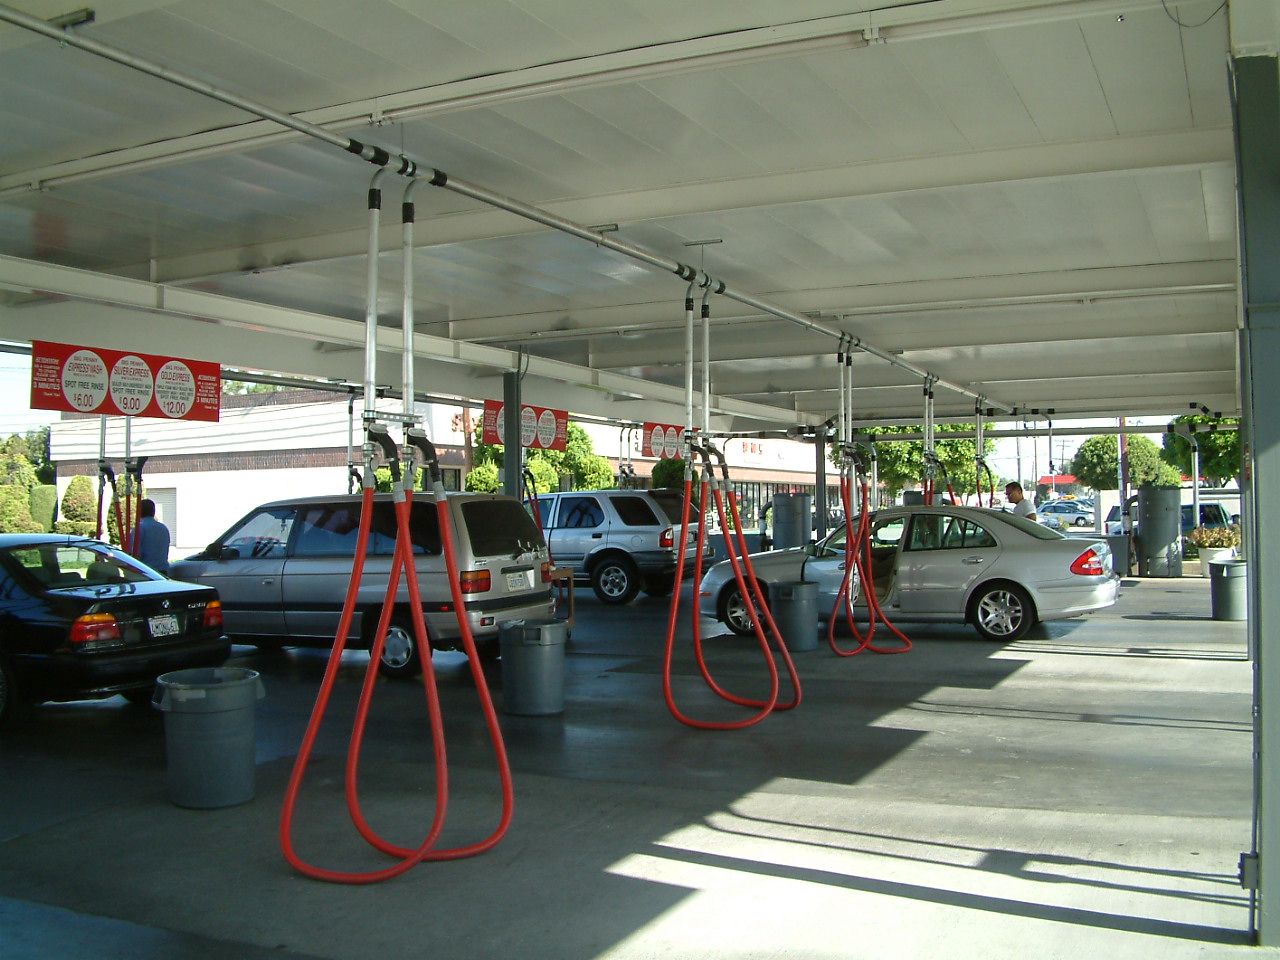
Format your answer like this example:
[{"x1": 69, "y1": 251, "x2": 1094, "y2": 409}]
[
  {"x1": 481, "y1": 399, "x2": 568, "y2": 451},
  {"x1": 642, "y1": 422, "x2": 686, "y2": 459},
  {"x1": 29, "y1": 340, "x2": 221, "y2": 422}
]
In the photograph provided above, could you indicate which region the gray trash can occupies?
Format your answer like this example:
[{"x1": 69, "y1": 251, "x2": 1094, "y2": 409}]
[
  {"x1": 153, "y1": 667, "x2": 265, "y2": 808},
  {"x1": 499, "y1": 619, "x2": 567, "y2": 716},
  {"x1": 1210, "y1": 560, "x2": 1247, "y2": 621},
  {"x1": 774, "y1": 580, "x2": 819, "y2": 652}
]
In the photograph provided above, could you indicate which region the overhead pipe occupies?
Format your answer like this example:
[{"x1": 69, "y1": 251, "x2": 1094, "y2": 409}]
[{"x1": 0, "y1": 4, "x2": 1013, "y2": 414}]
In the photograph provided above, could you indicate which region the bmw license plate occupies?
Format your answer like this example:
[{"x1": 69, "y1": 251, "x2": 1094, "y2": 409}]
[
  {"x1": 148, "y1": 614, "x2": 180, "y2": 637},
  {"x1": 506, "y1": 570, "x2": 533, "y2": 591}
]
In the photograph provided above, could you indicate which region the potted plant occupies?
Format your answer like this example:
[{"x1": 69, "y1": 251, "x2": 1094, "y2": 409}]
[{"x1": 1186, "y1": 524, "x2": 1241, "y2": 577}]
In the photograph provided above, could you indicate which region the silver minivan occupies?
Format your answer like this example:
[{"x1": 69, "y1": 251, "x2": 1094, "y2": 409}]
[{"x1": 170, "y1": 493, "x2": 553, "y2": 676}]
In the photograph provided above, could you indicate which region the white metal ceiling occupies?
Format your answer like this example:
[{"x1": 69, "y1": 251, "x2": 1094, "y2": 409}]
[{"x1": 0, "y1": 0, "x2": 1244, "y2": 429}]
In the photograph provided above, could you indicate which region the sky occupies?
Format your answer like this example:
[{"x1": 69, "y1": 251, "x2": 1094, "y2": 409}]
[{"x1": 0, "y1": 354, "x2": 49, "y2": 437}]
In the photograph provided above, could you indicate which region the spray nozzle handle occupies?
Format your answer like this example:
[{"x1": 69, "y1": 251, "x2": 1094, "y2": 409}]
[{"x1": 405, "y1": 429, "x2": 442, "y2": 485}]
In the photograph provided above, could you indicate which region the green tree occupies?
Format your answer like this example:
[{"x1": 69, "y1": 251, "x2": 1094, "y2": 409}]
[
  {"x1": 1, "y1": 429, "x2": 53, "y2": 485},
  {"x1": 0, "y1": 447, "x2": 39, "y2": 490},
  {"x1": 1071, "y1": 434, "x2": 1182, "y2": 490},
  {"x1": 860, "y1": 424, "x2": 995, "y2": 498},
  {"x1": 471, "y1": 421, "x2": 613, "y2": 492},
  {"x1": 650, "y1": 456, "x2": 686, "y2": 489},
  {"x1": 1161, "y1": 415, "x2": 1241, "y2": 485}
]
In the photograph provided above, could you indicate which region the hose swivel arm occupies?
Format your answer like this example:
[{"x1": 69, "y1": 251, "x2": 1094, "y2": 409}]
[
  {"x1": 364, "y1": 422, "x2": 400, "y2": 487},
  {"x1": 406, "y1": 428, "x2": 442, "y2": 489}
]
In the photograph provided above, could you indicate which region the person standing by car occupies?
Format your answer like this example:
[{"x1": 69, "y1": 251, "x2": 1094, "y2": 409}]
[
  {"x1": 133, "y1": 498, "x2": 171, "y2": 574},
  {"x1": 1005, "y1": 482, "x2": 1037, "y2": 521}
]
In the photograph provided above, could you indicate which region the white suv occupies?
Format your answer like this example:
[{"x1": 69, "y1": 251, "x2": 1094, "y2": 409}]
[{"x1": 535, "y1": 489, "x2": 708, "y2": 604}]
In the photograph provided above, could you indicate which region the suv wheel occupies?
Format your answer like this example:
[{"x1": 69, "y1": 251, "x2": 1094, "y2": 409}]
[
  {"x1": 377, "y1": 616, "x2": 424, "y2": 678},
  {"x1": 592, "y1": 556, "x2": 640, "y2": 604}
]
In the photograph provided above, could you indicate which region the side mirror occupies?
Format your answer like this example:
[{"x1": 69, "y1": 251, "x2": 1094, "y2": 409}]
[{"x1": 206, "y1": 542, "x2": 239, "y2": 561}]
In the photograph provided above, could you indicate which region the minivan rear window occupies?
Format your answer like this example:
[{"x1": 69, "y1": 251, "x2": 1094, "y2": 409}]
[{"x1": 462, "y1": 499, "x2": 546, "y2": 556}]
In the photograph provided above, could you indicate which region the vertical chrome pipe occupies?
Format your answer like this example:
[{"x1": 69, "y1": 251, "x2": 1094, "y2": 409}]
[
  {"x1": 701, "y1": 280, "x2": 713, "y2": 436},
  {"x1": 364, "y1": 168, "x2": 391, "y2": 418},
  {"x1": 402, "y1": 178, "x2": 423, "y2": 421}
]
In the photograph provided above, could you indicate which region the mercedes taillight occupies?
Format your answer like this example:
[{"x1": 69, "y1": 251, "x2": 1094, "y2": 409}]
[{"x1": 1070, "y1": 548, "x2": 1105, "y2": 576}]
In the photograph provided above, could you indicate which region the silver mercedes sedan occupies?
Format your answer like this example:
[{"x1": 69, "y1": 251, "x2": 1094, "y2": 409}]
[{"x1": 698, "y1": 505, "x2": 1121, "y2": 642}]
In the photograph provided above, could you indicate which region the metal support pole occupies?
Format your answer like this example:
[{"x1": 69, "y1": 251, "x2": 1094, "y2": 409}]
[
  {"x1": 1234, "y1": 50, "x2": 1280, "y2": 944},
  {"x1": 502, "y1": 368, "x2": 522, "y2": 499}
]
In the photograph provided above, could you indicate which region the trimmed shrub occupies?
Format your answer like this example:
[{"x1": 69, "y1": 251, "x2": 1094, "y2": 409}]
[
  {"x1": 53, "y1": 520, "x2": 97, "y2": 537},
  {"x1": 29, "y1": 484, "x2": 57, "y2": 532},
  {"x1": 62, "y1": 475, "x2": 98, "y2": 522},
  {"x1": 0, "y1": 486, "x2": 41, "y2": 533}
]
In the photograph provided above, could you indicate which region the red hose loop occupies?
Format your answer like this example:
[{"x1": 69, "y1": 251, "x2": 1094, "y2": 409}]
[
  {"x1": 826, "y1": 477, "x2": 913, "y2": 656},
  {"x1": 661, "y1": 459, "x2": 801, "y2": 730},
  {"x1": 280, "y1": 484, "x2": 515, "y2": 883}
]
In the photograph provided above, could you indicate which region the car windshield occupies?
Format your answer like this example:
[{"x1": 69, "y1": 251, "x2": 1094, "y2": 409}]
[
  {"x1": 984, "y1": 511, "x2": 1065, "y2": 540},
  {"x1": 2, "y1": 540, "x2": 154, "y2": 588}
]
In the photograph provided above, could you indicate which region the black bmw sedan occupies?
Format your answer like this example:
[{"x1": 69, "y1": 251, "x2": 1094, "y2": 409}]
[{"x1": 0, "y1": 534, "x2": 229, "y2": 726}]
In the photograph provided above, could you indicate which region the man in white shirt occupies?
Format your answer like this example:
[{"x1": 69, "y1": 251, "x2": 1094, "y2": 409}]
[{"x1": 1005, "y1": 482, "x2": 1037, "y2": 521}]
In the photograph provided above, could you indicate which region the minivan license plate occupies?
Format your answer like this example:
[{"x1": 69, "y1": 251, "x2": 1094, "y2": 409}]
[
  {"x1": 506, "y1": 571, "x2": 532, "y2": 591},
  {"x1": 148, "y1": 614, "x2": 180, "y2": 637}
]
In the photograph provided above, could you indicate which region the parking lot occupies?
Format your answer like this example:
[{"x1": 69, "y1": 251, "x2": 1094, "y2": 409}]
[{"x1": 0, "y1": 576, "x2": 1266, "y2": 960}]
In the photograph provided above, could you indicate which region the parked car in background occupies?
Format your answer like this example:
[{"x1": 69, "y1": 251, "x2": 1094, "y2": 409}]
[
  {"x1": 0, "y1": 534, "x2": 229, "y2": 726},
  {"x1": 1105, "y1": 502, "x2": 1233, "y2": 537},
  {"x1": 1038, "y1": 500, "x2": 1096, "y2": 527},
  {"x1": 171, "y1": 492, "x2": 552, "y2": 677},
  {"x1": 699, "y1": 505, "x2": 1120, "y2": 642},
  {"x1": 535, "y1": 488, "x2": 707, "y2": 604}
]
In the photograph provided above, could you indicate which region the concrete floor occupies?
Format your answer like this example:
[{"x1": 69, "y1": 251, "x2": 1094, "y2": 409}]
[{"x1": 0, "y1": 576, "x2": 1268, "y2": 960}]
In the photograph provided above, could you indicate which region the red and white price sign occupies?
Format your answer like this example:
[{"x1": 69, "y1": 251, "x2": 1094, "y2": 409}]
[
  {"x1": 481, "y1": 399, "x2": 568, "y2": 451},
  {"x1": 30, "y1": 340, "x2": 221, "y2": 422},
  {"x1": 642, "y1": 422, "x2": 686, "y2": 459}
]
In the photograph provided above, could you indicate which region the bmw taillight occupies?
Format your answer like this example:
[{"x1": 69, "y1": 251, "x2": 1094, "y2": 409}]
[
  {"x1": 70, "y1": 613, "x2": 123, "y2": 649},
  {"x1": 659, "y1": 527, "x2": 674, "y2": 549},
  {"x1": 459, "y1": 570, "x2": 492, "y2": 594},
  {"x1": 1070, "y1": 548, "x2": 1105, "y2": 576},
  {"x1": 203, "y1": 599, "x2": 223, "y2": 631}
]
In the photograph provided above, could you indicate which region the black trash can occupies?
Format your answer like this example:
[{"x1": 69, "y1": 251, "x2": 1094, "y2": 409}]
[
  {"x1": 1210, "y1": 560, "x2": 1247, "y2": 621},
  {"x1": 774, "y1": 580, "x2": 819, "y2": 652},
  {"x1": 153, "y1": 667, "x2": 265, "y2": 808},
  {"x1": 499, "y1": 619, "x2": 567, "y2": 715}
]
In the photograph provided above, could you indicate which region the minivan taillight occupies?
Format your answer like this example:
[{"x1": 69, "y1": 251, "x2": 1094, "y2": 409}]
[
  {"x1": 1070, "y1": 548, "x2": 1105, "y2": 576},
  {"x1": 460, "y1": 570, "x2": 492, "y2": 594},
  {"x1": 70, "y1": 613, "x2": 122, "y2": 648},
  {"x1": 203, "y1": 599, "x2": 223, "y2": 631},
  {"x1": 659, "y1": 527, "x2": 674, "y2": 549}
]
